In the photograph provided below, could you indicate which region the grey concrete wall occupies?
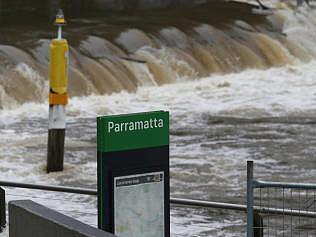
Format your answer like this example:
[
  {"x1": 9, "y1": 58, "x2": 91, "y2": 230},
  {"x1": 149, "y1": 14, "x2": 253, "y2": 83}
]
[
  {"x1": 92, "y1": 0, "x2": 209, "y2": 10},
  {"x1": 0, "y1": 0, "x2": 212, "y2": 22},
  {"x1": 9, "y1": 200, "x2": 116, "y2": 237}
]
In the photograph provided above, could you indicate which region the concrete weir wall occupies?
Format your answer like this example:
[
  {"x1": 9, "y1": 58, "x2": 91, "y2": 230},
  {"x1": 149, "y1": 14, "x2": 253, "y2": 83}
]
[
  {"x1": 92, "y1": 0, "x2": 209, "y2": 10},
  {"x1": 0, "y1": 0, "x2": 212, "y2": 21},
  {"x1": 9, "y1": 200, "x2": 116, "y2": 237}
]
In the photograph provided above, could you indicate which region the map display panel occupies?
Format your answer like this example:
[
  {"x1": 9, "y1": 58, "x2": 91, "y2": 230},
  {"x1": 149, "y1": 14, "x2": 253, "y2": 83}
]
[{"x1": 114, "y1": 172, "x2": 165, "y2": 237}]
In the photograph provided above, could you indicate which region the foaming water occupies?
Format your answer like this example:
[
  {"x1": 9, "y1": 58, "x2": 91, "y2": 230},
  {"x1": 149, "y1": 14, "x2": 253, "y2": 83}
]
[
  {"x1": 2, "y1": 59, "x2": 315, "y2": 122},
  {"x1": 282, "y1": 6, "x2": 316, "y2": 57},
  {"x1": 1, "y1": 59, "x2": 316, "y2": 236}
]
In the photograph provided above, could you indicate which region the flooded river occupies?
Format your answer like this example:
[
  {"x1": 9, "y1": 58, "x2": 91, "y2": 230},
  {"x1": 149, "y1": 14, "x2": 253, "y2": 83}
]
[{"x1": 0, "y1": 0, "x2": 316, "y2": 236}]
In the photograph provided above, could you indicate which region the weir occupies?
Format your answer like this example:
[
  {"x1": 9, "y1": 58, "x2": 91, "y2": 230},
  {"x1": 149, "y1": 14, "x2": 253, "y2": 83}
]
[{"x1": 0, "y1": 0, "x2": 312, "y2": 109}]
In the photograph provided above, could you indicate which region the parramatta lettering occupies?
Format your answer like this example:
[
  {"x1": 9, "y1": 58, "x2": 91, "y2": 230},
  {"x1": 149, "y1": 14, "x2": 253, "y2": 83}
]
[{"x1": 107, "y1": 118, "x2": 164, "y2": 133}]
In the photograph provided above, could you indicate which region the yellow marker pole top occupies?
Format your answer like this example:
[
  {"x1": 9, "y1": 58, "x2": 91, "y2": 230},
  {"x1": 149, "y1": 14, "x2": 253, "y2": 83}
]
[
  {"x1": 55, "y1": 9, "x2": 66, "y2": 39},
  {"x1": 55, "y1": 9, "x2": 66, "y2": 26},
  {"x1": 55, "y1": 17, "x2": 66, "y2": 25},
  {"x1": 49, "y1": 9, "x2": 69, "y2": 99}
]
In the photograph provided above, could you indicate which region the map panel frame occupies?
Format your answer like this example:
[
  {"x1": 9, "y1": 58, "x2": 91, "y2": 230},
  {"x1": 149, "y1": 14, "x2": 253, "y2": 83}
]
[{"x1": 114, "y1": 171, "x2": 165, "y2": 237}]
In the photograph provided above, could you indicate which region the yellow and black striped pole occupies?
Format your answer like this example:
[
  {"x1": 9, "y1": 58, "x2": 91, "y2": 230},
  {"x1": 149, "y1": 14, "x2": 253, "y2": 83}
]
[{"x1": 47, "y1": 9, "x2": 69, "y2": 173}]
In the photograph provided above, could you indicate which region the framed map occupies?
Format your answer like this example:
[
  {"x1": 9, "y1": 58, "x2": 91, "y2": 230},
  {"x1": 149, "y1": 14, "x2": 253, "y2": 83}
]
[{"x1": 114, "y1": 172, "x2": 165, "y2": 237}]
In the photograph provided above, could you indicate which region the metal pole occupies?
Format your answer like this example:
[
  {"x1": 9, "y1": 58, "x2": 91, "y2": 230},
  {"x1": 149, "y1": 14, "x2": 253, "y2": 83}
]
[
  {"x1": 247, "y1": 160, "x2": 254, "y2": 237},
  {"x1": 0, "y1": 181, "x2": 96, "y2": 195},
  {"x1": 170, "y1": 198, "x2": 246, "y2": 211},
  {"x1": 0, "y1": 187, "x2": 5, "y2": 232},
  {"x1": 57, "y1": 26, "x2": 62, "y2": 40},
  {"x1": 254, "y1": 180, "x2": 316, "y2": 190}
]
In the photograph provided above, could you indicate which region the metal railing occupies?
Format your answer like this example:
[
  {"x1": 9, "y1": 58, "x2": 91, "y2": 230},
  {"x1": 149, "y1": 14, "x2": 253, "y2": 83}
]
[
  {"x1": 0, "y1": 180, "x2": 97, "y2": 195},
  {"x1": 247, "y1": 160, "x2": 316, "y2": 237},
  {"x1": 0, "y1": 180, "x2": 246, "y2": 210},
  {"x1": 0, "y1": 180, "x2": 253, "y2": 233},
  {"x1": 0, "y1": 179, "x2": 315, "y2": 216},
  {"x1": 2, "y1": 161, "x2": 316, "y2": 235}
]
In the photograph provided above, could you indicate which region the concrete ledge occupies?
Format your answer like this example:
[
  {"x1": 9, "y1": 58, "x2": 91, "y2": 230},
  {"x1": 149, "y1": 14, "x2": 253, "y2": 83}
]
[
  {"x1": 92, "y1": 0, "x2": 209, "y2": 10},
  {"x1": 9, "y1": 200, "x2": 116, "y2": 237}
]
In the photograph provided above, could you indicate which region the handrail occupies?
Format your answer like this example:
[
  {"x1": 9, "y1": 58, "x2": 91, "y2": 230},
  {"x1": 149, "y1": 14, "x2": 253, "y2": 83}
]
[
  {"x1": 0, "y1": 180, "x2": 97, "y2": 195},
  {"x1": 170, "y1": 198, "x2": 246, "y2": 211},
  {"x1": 171, "y1": 198, "x2": 316, "y2": 218},
  {"x1": 1, "y1": 180, "x2": 316, "y2": 218},
  {"x1": 253, "y1": 180, "x2": 316, "y2": 190}
]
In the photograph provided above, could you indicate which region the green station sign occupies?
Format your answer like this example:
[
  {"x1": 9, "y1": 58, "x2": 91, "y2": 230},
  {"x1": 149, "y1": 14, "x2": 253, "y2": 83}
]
[
  {"x1": 97, "y1": 111, "x2": 169, "y2": 152},
  {"x1": 97, "y1": 111, "x2": 170, "y2": 236}
]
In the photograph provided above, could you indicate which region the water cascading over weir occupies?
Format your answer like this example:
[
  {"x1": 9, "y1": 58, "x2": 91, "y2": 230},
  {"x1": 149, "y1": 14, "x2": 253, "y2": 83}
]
[{"x1": 0, "y1": 0, "x2": 312, "y2": 109}]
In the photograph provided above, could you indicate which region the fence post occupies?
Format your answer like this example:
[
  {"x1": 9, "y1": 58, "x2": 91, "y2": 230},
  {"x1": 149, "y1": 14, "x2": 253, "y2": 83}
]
[
  {"x1": 247, "y1": 160, "x2": 254, "y2": 237},
  {"x1": 0, "y1": 187, "x2": 5, "y2": 232},
  {"x1": 254, "y1": 212, "x2": 263, "y2": 237}
]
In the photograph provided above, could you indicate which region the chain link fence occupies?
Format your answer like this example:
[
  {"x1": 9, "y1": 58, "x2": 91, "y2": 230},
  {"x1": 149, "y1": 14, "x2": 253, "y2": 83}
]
[{"x1": 247, "y1": 161, "x2": 316, "y2": 237}]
